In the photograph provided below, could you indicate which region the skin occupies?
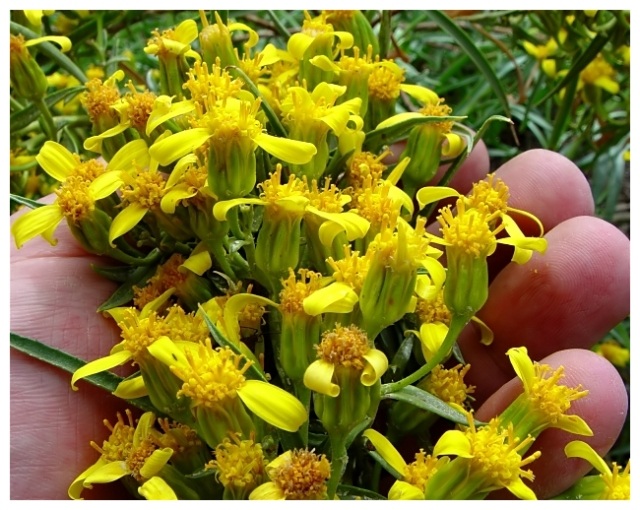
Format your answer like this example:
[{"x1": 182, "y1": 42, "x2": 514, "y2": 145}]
[{"x1": 9, "y1": 146, "x2": 629, "y2": 500}]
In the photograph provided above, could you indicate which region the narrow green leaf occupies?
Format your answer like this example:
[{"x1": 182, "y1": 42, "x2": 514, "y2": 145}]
[
  {"x1": 547, "y1": 76, "x2": 579, "y2": 151},
  {"x1": 266, "y1": 10, "x2": 290, "y2": 39},
  {"x1": 197, "y1": 304, "x2": 267, "y2": 382},
  {"x1": 226, "y1": 65, "x2": 288, "y2": 139},
  {"x1": 10, "y1": 160, "x2": 39, "y2": 173},
  {"x1": 10, "y1": 22, "x2": 88, "y2": 83},
  {"x1": 11, "y1": 86, "x2": 86, "y2": 132},
  {"x1": 423, "y1": 11, "x2": 511, "y2": 119},
  {"x1": 338, "y1": 484, "x2": 387, "y2": 500},
  {"x1": 381, "y1": 385, "x2": 469, "y2": 425},
  {"x1": 378, "y1": 10, "x2": 392, "y2": 60},
  {"x1": 534, "y1": 32, "x2": 612, "y2": 107},
  {"x1": 10, "y1": 194, "x2": 45, "y2": 210},
  {"x1": 363, "y1": 114, "x2": 466, "y2": 152},
  {"x1": 10, "y1": 332, "x2": 157, "y2": 413}
]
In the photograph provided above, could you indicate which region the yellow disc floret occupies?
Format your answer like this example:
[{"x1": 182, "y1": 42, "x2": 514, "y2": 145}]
[
  {"x1": 315, "y1": 324, "x2": 370, "y2": 370},
  {"x1": 422, "y1": 364, "x2": 475, "y2": 408},
  {"x1": 270, "y1": 449, "x2": 331, "y2": 500},
  {"x1": 465, "y1": 173, "x2": 510, "y2": 215},
  {"x1": 209, "y1": 433, "x2": 267, "y2": 490},
  {"x1": 279, "y1": 268, "x2": 324, "y2": 315},
  {"x1": 438, "y1": 199, "x2": 501, "y2": 258}
]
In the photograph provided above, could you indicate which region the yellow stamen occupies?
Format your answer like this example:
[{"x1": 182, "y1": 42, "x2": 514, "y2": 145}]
[
  {"x1": 270, "y1": 449, "x2": 331, "y2": 500},
  {"x1": 90, "y1": 409, "x2": 136, "y2": 462},
  {"x1": 438, "y1": 200, "x2": 501, "y2": 258},
  {"x1": 55, "y1": 176, "x2": 95, "y2": 223},
  {"x1": 403, "y1": 449, "x2": 443, "y2": 491},
  {"x1": 465, "y1": 173, "x2": 510, "y2": 215},
  {"x1": 419, "y1": 98, "x2": 454, "y2": 133},
  {"x1": 123, "y1": 82, "x2": 156, "y2": 131},
  {"x1": 208, "y1": 433, "x2": 267, "y2": 489},
  {"x1": 304, "y1": 177, "x2": 347, "y2": 213},
  {"x1": 82, "y1": 77, "x2": 121, "y2": 123},
  {"x1": 347, "y1": 149, "x2": 390, "y2": 187},
  {"x1": 279, "y1": 268, "x2": 324, "y2": 314},
  {"x1": 315, "y1": 324, "x2": 369, "y2": 370},
  {"x1": 119, "y1": 309, "x2": 171, "y2": 359},
  {"x1": 368, "y1": 64, "x2": 403, "y2": 102},
  {"x1": 415, "y1": 291, "x2": 451, "y2": 325},
  {"x1": 422, "y1": 364, "x2": 475, "y2": 408},
  {"x1": 326, "y1": 245, "x2": 372, "y2": 294},
  {"x1": 183, "y1": 60, "x2": 244, "y2": 105},
  {"x1": 121, "y1": 170, "x2": 166, "y2": 209}
]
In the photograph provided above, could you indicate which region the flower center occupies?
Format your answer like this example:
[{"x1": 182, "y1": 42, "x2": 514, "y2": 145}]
[
  {"x1": 174, "y1": 342, "x2": 251, "y2": 408},
  {"x1": 529, "y1": 363, "x2": 589, "y2": 424},
  {"x1": 133, "y1": 254, "x2": 188, "y2": 308},
  {"x1": 351, "y1": 178, "x2": 400, "y2": 231},
  {"x1": 184, "y1": 60, "x2": 244, "y2": 106},
  {"x1": 126, "y1": 437, "x2": 159, "y2": 482},
  {"x1": 90, "y1": 410, "x2": 136, "y2": 462},
  {"x1": 279, "y1": 268, "x2": 324, "y2": 314},
  {"x1": 121, "y1": 169, "x2": 166, "y2": 209},
  {"x1": 403, "y1": 449, "x2": 443, "y2": 491},
  {"x1": 316, "y1": 324, "x2": 370, "y2": 370},
  {"x1": 326, "y1": 245, "x2": 371, "y2": 294},
  {"x1": 415, "y1": 290, "x2": 451, "y2": 325},
  {"x1": 82, "y1": 77, "x2": 121, "y2": 123},
  {"x1": 368, "y1": 63, "x2": 403, "y2": 102},
  {"x1": 120, "y1": 309, "x2": 171, "y2": 360},
  {"x1": 304, "y1": 177, "x2": 347, "y2": 213},
  {"x1": 55, "y1": 176, "x2": 95, "y2": 224},
  {"x1": 209, "y1": 433, "x2": 267, "y2": 489},
  {"x1": 124, "y1": 85, "x2": 156, "y2": 131},
  {"x1": 272, "y1": 449, "x2": 331, "y2": 500},
  {"x1": 164, "y1": 305, "x2": 210, "y2": 344},
  {"x1": 348, "y1": 149, "x2": 390, "y2": 187},
  {"x1": 259, "y1": 166, "x2": 307, "y2": 204},
  {"x1": 465, "y1": 174, "x2": 510, "y2": 215},
  {"x1": 604, "y1": 462, "x2": 630, "y2": 499},
  {"x1": 438, "y1": 199, "x2": 500, "y2": 257},
  {"x1": 422, "y1": 364, "x2": 475, "y2": 407},
  {"x1": 419, "y1": 98, "x2": 454, "y2": 133}
]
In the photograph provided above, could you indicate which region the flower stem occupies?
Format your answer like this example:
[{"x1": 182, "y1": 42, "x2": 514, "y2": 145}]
[
  {"x1": 381, "y1": 312, "x2": 472, "y2": 395},
  {"x1": 327, "y1": 433, "x2": 348, "y2": 500}
]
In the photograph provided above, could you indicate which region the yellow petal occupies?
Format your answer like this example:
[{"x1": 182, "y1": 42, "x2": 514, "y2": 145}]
[
  {"x1": 470, "y1": 316, "x2": 494, "y2": 346},
  {"x1": 109, "y1": 203, "x2": 148, "y2": 245},
  {"x1": 432, "y1": 429, "x2": 473, "y2": 458},
  {"x1": 83, "y1": 461, "x2": 128, "y2": 485},
  {"x1": 302, "y1": 282, "x2": 359, "y2": 315},
  {"x1": 441, "y1": 132, "x2": 465, "y2": 158},
  {"x1": 89, "y1": 171, "x2": 123, "y2": 200},
  {"x1": 303, "y1": 359, "x2": 339, "y2": 397},
  {"x1": 362, "y1": 428, "x2": 406, "y2": 474},
  {"x1": 141, "y1": 288, "x2": 176, "y2": 318},
  {"x1": 420, "y1": 256, "x2": 446, "y2": 291},
  {"x1": 174, "y1": 19, "x2": 198, "y2": 44},
  {"x1": 555, "y1": 415, "x2": 594, "y2": 436},
  {"x1": 68, "y1": 458, "x2": 108, "y2": 499},
  {"x1": 238, "y1": 380, "x2": 307, "y2": 432},
  {"x1": 166, "y1": 154, "x2": 198, "y2": 188},
  {"x1": 254, "y1": 132, "x2": 317, "y2": 165},
  {"x1": 11, "y1": 203, "x2": 63, "y2": 248},
  {"x1": 35, "y1": 141, "x2": 77, "y2": 182},
  {"x1": 147, "y1": 336, "x2": 189, "y2": 370},
  {"x1": 83, "y1": 123, "x2": 129, "y2": 153},
  {"x1": 389, "y1": 480, "x2": 425, "y2": 500},
  {"x1": 213, "y1": 197, "x2": 266, "y2": 221},
  {"x1": 287, "y1": 32, "x2": 314, "y2": 60},
  {"x1": 506, "y1": 347, "x2": 535, "y2": 393},
  {"x1": 160, "y1": 185, "x2": 196, "y2": 214},
  {"x1": 564, "y1": 440, "x2": 610, "y2": 475},
  {"x1": 419, "y1": 322, "x2": 449, "y2": 361},
  {"x1": 182, "y1": 247, "x2": 212, "y2": 276},
  {"x1": 310, "y1": 54, "x2": 341, "y2": 72},
  {"x1": 400, "y1": 84, "x2": 439, "y2": 105},
  {"x1": 228, "y1": 22, "x2": 259, "y2": 48},
  {"x1": 139, "y1": 448, "x2": 174, "y2": 479},
  {"x1": 149, "y1": 129, "x2": 211, "y2": 166},
  {"x1": 311, "y1": 209, "x2": 370, "y2": 245},
  {"x1": 223, "y1": 293, "x2": 278, "y2": 344},
  {"x1": 133, "y1": 411, "x2": 156, "y2": 446},
  {"x1": 376, "y1": 111, "x2": 424, "y2": 130},
  {"x1": 387, "y1": 157, "x2": 411, "y2": 185},
  {"x1": 71, "y1": 350, "x2": 133, "y2": 390},
  {"x1": 416, "y1": 186, "x2": 459, "y2": 211},
  {"x1": 506, "y1": 477, "x2": 537, "y2": 500},
  {"x1": 138, "y1": 476, "x2": 178, "y2": 500},
  {"x1": 361, "y1": 349, "x2": 388, "y2": 386},
  {"x1": 107, "y1": 139, "x2": 149, "y2": 172},
  {"x1": 249, "y1": 482, "x2": 285, "y2": 500},
  {"x1": 594, "y1": 76, "x2": 620, "y2": 94},
  {"x1": 113, "y1": 375, "x2": 148, "y2": 399},
  {"x1": 146, "y1": 97, "x2": 195, "y2": 136},
  {"x1": 25, "y1": 35, "x2": 72, "y2": 52}
]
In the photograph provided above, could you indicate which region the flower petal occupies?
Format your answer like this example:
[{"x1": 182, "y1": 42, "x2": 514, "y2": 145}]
[
  {"x1": 35, "y1": 141, "x2": 77, "y2": 182},
  {"x1": 416, "y1": 186, "x2": 459, "y2": 211},
  {"x1": 310, "y1": 208, "x2": 370, "y2": 245},
  {"x1": 139, "y1": 448, "x2": 174, "y2": 479},
  {"x1": 389, "y1": 480, "x2": 425, "y2": 500},
  {"x1": 419, "y1": 322, "x2": 449, "y2": 361},
  {"x1": 113, "y1": 375, "x2": 148, "y2": 399},
  {"x1": 68, "y1": 458, "x2": 108, "y2": 499},
  {"x1": 71, "y1": 350, "x2": 133, "y2": 390},
  {"x1": 25, "y1": 35, "x2": 72, "y2": 52},
  {"x1": 302, "y1": 281, "x2": 359, "y2": 315},
  {"x1": 181, "y1": 246, "x2": 212, "y2": 276},
  {"x1": 564, "y1": 440, "x2": 610, "y2": 475},
  {"x1": 375, "y1": 111, "x2": 424, "y2": 130},
  {"x1": 108, "y1": 139, "x2": 150, "y2": 172},
  {"x1": 362, "y1": 428, "x2": 406, "y2": 475},
  {"x1": 84, "y1": 123, "x2": 129, "y2": 154},
  {"x1": 361, "y1": 349, "x2": 388, "y2": 386},
  {"x1": 146, "y1": 97, "x2": 195, "y2": 136},
  {"x1": 149, "y1": 129, "x2": 211, "y2": 166},
  {"x1": 470, "y1": 315, "x2": 494, "y2": 346},
  {"x1": 432, "y1": 429, "x2": 472, "y2": 458},
  {"x1": 160, "y1": 185, "x2": 196, "y2": 214},
  {"x1": 303, "y1": 359, "x2": 339, "y2": 397},
  {"x1": 224, "y1": 294, "x2": 279, "y2": 345},
  {"x1": 138, "y1": 476, "x2": 178, "y2": 500},
  {"x1": 555, "y1": 415, "x2": 594, "y2": 436},
  {"x1": 213, "y1": 198, "x2": 266, "y2": 221},
  {"x1": 254, "y1": 132, "x2": 317, "y2": 165},
  {"x1": 506, "y1": 347, "x2": 535, "y2": 393},
  {"x1": 109, "y1": 203, "x2": 148, "y2": 245},
  {"x1": 147, "y1": 336, "x2": 189, "y2": 370},
  {"x1": 11, "y1": 203, "x2": 63, "y2": 248},
  {"x1": 174, "y1": 19, "x2": 198, "y2": 45},
  {"x1": 441, "y1": 132, "x2": 465, "y2": 158},
  {"x1": 89, "y1": 171, "x2": 123, "y2": 200},
  {"x1": 83, "y1": 460, "x2": 129, "y2": 485},
  {"x1": 400, "y1": 84, "x2": 440, "y2": 105},
  {"x1": 238, "y1": 380, "x2": 307, "y2": 432},
  {"x1": 249, "y1": 481, "x2": 285, "y2": 500}
]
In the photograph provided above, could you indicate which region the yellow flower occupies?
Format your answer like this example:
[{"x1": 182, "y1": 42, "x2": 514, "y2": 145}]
[
  {"x1": 501, "y1": 347, "x2": 593, "y2": 439},
  {"x1": 362, "y1": 428, "x2": 448, "y2": 499},
  {"x1": 249, "y1": 449, "x2": 331, "y2": 500},
  {"x1": 138, "y1": 477, "x2": 178, "y2": 500},
  {"x1": 68, "y1": 410, "x2": 173, "y2": 499},
  {"x1": 144, "y1": 18, "x2": 200, "y2": 60},
  {"x1": 147, "y1": 336, "x2": 307, "y2": 447},
  {"x1": 564, "y1": 441, "x2": 630, "y2": 500},
  {"x1": 594, "y1": 340, "x2": 630, "y2": 367},
  {"x1": 10, "y1": 141, "x2": 124, "y2": 249},
  {"x1": 579, "y1": 53, "x2": 620, "y2": 95},
  {"x1": 430, "y1": 412, "x2": 541, "y2": 499}
]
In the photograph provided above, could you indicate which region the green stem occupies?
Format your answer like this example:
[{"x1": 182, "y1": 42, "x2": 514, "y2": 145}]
[
  {"x1": 381, "y1": 313, "x2": 472, "y2": 395},
  {"x1": 327, "y1": 434, "x2": 348, "y2": 500},
  {"x1": 34, "y1": 97, "x2": 57, "y2": 140}
]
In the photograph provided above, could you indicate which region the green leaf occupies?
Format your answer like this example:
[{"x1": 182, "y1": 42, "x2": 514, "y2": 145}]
[
  {"x1": 338, "y1": 484, "x2": 387, "y2": 500},
  {"x1": 534, "y1": 32, "x2": 612, "y2": 107},
  {"x1": 381, "y1": 385, "x2": 470, "y2": 425},
  {"x1": 363, "y1": 114, "x2": 466, "y2": 152},
  {"x1": 547, "y1": 77, "x2": 579, "y2": 151},
  {"x1": 197, "y1": 304, "x2": 267, "y2": 382},
  {"x1": 365, "y1": 449, "x2": 403, "y2": 480},
  {"x1": 266, "y1": 10, "x2": 291, "y2": 39},
  {"x1": 10, "y1": 22, "x2": 88, "y2": 83},
  {"x1": 226, "y1": 65, "x2": 288, "y2": 139},
  {"x1": 378, "y1": 10, "x2": 392, "y2": 60},
  {"x1": 10, "y1": 332, "x2": 157, "y2": 413},
  {"x1": 11, "y1": 86, "x2": 85, "y2": 132},
  {"x1": 422, "y1": 11, "x2": 511, "y2": 119},
  {"x1": 10, "y1": 194, "x2": 45, "y2": 210}
]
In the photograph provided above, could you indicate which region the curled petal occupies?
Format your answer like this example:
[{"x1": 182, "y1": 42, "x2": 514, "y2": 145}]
[
  {"x1": 432, "y1": 429, "x2": 472, "y2": 458},
  {"x1": 139, "y1": 448, "x2": 174, "y2": 479},
  {"x1": 71, "y1": 350, "x2": 133, "y2": 390},
  {"x1": 83, "y1": 461, "x2": 128, "y2": 486},
  {"x1": 109, "y1": 203, "x2": 148, "y2": 245},
  {"x1": 84, "y1": 123, "x2": 129, "y2": 154},
  {"x1": 228, "y1": 22, "x2": 259, "y2": 48},
  {"x1": 362, "y1": 428, "x2": 406, "y2": 475},
  {"x1": 419, "y1": 322, "x2": 449, "y2": 361},
  {"x1": 505, "y1": 477, "x2": 537, "y2": 500},
  {"x1": 470, "y1": 316, "x2": 494, "y2": 346},
  {"x1": 133, "y1": 411, "x2": 157, "y2": 447},
  {"x1": 507, "y1": 347, "x2": 535, "y2": 393},
  {"x1": 25, "y1": 35, "x2": 72, "y2": 52},
  {"x1": 224, "y1": 293, "x2": 279, "y2": 345},
  {"x1": 213, "y1": 197, "x2": 265, "y2": 221},
  {"x1": 416, "y1": 186, "x2": 459, "y2": 211},
  {"x1": 11, "y1": 203, "x2": 63, "y2": 248},
  {"x1": 302, "y1": 282, "x2": 358, "y2": 316},
  {"x1": 310, "y1": 54, "x2": 341, "y2": 72},
  {"x1": 160, "y1": 185, "x2": 196, "y2": 214},
  {"x1": 138, "y1": 476, "x2": 178, "y2": 500},
  {"x1": 310, "y1": 208, "x2": 370, "y2": 245},
  {"x1": 238, "y1": 380, "x2": 307, "y2": 432},
  {"x1": 389, "y1": 480, "x2": 425, "y2": 500},
  {"x1": 287, "y1": 32, "x2": 314, "y2": 60},
  {"x1": 361, "y1": 349, "x2": 388, "y2": 386},
  {"x1": 68, "y1": 458, "x2": 108, "y2": 499},
  {"x1": 303, "y1": 359, "x2": 339, "y2": 397},
  {"x1": 254, "y1": 133, "x2": 317, "y2": 165},
  {"x1": 146, "y1": 97, "x2": 195, "y2": 136},
  {"x1": 113, "y1": 375, "x2": 148, "y2": 399},
  {"x1": 400, "y1": 83, "x2": 440, "y2": 105},
  {"x1": 442, "y1": 132, "x2": 465, "y2": 158},
  {"x1": 564, "y1": 440, "x2": 611, "y2": 475}
]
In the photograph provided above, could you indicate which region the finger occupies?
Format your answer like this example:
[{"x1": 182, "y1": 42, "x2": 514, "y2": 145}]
[
  {"x1": 460, "y1": 216, "x2": 630, "y2": 402},
  {"x1": 476, "y1": 349, "x2": 628, "y2": 500}
]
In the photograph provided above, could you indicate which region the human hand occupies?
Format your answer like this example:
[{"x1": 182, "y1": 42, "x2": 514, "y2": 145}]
[{"x1": 9, "y1": 145, "x2": 629, "y2": 499}]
